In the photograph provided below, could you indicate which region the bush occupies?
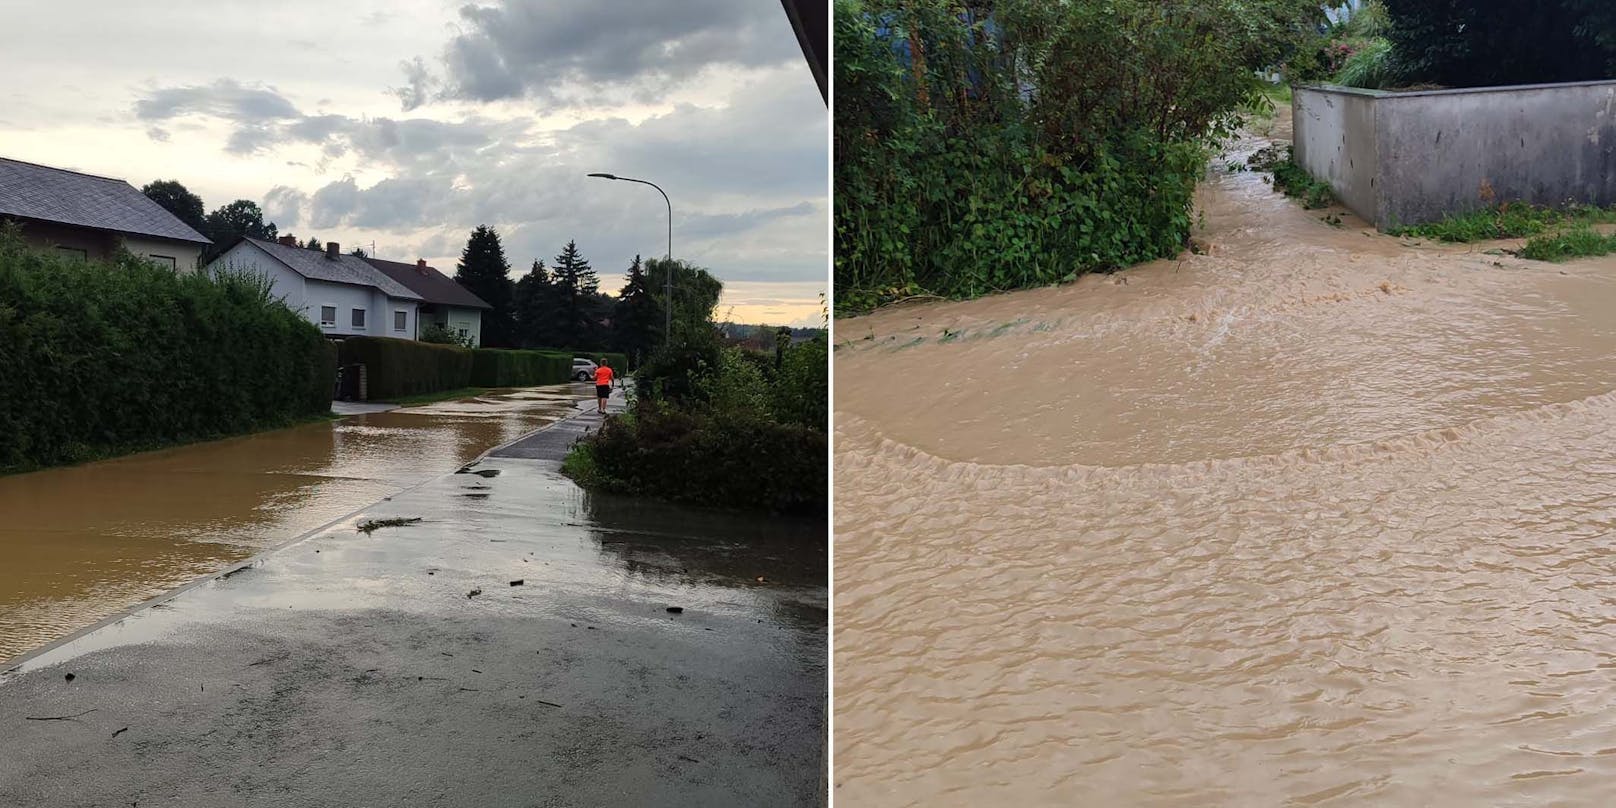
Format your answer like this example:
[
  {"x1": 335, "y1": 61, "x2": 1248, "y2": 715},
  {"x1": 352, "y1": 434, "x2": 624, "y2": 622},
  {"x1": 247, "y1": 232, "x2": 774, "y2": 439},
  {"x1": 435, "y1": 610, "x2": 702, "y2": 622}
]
[
  {"x1": 1383, "y1": 0, "x2": 1616, "y2": 88},
  {"x1": 469, "y1": 348, "x2": 571, "y2": 386},
  {"x1": 835, "y1": 0, "x2": 1327, "y2": 313},
  {"x1": 565, "y1": 402, "x2": 826, "y2": 515},
  {"x1": 0, "y1": 229, "x2": 333, "y2": 473},
  {"x1": 335, "y1": 336, "x2": 471, "y2": 400}
]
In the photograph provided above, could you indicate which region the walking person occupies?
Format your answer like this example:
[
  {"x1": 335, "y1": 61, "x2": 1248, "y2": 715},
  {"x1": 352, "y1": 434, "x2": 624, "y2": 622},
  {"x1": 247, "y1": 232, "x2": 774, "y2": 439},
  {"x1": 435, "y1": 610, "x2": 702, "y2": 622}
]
[{"x1": 594, "y1": 360, "x2": 614, "y2": 415}]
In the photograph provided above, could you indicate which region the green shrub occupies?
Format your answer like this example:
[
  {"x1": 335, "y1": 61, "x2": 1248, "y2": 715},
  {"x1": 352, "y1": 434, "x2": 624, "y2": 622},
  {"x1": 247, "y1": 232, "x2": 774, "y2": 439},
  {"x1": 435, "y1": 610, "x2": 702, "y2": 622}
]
[
  {"x1": 1334, "y1": 37, "x2": 1395, "y2": 88},
  {"x1": 469, "y1": 348, "x2": 571, "y2": 386},
  {"x1": 335, "y1": 336, "x2": 472, "y2": 400},
  {"x1": 566, "y1": 402, "x2": 825, "y2": 516},
  {"x1": 1265, "y1": 151, "x2": 1335, "y2": 209},
  {"x1": 1520, "y1": 226, "x2": 1616, "y2": 261},
  {"x1": 0, "y1": 228, "x2": 333, "y2": 473},
  {"x1": 834, "y1": 0, "x2": 1327, "y2": 313}
]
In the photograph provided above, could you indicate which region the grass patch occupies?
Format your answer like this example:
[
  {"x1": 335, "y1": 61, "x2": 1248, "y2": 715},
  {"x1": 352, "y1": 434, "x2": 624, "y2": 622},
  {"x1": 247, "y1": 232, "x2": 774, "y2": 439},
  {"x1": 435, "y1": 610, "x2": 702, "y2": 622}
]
[
  {"x1": 1520, "y1": 226, "x2": 1616, "y2": 262},
  {"x1": 1389, "y1": 202, "x2": 1616, "y2": 245},
  {"x1": 380, "y1": 387, "x2": 492, "y2": 407},
  {"x1": 1270, "y1": 161, "x2": 1333, "y2": 209}
]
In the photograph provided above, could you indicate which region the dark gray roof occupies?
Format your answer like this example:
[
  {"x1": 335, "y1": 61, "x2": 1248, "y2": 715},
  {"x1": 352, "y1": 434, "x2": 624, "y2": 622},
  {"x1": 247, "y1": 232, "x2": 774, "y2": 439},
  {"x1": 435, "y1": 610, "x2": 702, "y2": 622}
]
[
  {"x1": 241, "y1": 238, "x2": 422, "y2": 300},
  {"x1": 0, "y1": 157, "x2": 211, "y2": 244},
  {"x1": 364, "y1": 256, "x2": 492, "y2": 310}
]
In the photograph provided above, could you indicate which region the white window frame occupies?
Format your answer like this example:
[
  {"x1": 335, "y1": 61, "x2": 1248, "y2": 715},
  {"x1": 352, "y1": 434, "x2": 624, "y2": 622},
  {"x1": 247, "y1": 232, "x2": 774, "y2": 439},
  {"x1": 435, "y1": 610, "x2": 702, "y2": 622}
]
[
  {"x1": 319, "y1": 305, "x2": 337, "y2": 327},
  {"x1": 393, "y1": 310, "x2": 407, "y2": 332},
  {"x1": 351, "y1": 308, "x2": 367, "y2": 329}
]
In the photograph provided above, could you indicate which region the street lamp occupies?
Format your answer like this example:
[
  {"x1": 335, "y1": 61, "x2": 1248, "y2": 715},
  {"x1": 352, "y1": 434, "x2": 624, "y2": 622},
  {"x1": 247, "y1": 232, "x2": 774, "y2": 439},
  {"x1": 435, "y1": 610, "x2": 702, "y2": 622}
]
[{"x1": 588, "y1": 172, "x2": 673, "y2": 344}]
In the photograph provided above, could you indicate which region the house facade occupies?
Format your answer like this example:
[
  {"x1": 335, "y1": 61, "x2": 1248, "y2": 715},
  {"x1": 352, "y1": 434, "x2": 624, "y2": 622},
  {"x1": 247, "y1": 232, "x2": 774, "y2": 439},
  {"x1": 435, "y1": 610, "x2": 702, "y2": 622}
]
[
  {"x1": 0, "y1": 156, "x2": 211, "y2": 268},
  {"x1": 206, "y1": 237, "x2": 423, "y2": 339},
  {"x1": 365, "y1": 256, "x2": 491, "y2": 346}
]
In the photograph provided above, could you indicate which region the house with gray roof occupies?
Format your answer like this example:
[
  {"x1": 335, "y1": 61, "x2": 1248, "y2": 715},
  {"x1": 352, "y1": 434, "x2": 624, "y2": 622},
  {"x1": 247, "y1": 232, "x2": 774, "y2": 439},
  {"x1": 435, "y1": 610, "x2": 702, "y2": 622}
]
[
  {"x1": 365, "y1": 256, "x2": 491, "y2": 346},
  {"x1": 206, "y1": 236, "x2": 424, "y2": 340},
  {"x1": 0, "y1": 156, "x2": 212, "y2": 270}
]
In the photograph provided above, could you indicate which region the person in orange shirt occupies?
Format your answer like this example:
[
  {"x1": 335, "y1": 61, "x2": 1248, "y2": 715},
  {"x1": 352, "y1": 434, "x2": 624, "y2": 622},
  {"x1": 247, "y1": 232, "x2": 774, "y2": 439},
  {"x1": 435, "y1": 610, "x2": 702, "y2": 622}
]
[{"x1": 593, "y1": 361, "x2": 614, "y2": 414}]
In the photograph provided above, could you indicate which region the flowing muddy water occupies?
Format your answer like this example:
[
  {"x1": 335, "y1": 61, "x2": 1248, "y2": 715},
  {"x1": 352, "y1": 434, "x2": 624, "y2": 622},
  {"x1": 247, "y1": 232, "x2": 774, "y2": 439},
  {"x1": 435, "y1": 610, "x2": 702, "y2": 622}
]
[
  {"x1": 0, "y1": 386, "x2": 586, "y2": 663},
  {"x1": 834, "y1": 110, "x2": 1616, "y2": 805}
]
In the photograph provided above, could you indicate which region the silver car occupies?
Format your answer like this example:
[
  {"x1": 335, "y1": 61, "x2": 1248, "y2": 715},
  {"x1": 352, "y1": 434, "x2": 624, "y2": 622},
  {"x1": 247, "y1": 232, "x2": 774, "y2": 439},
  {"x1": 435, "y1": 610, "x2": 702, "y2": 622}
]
[{"x1": 572, "y1": 358, "x2": 598, "y2": 382}]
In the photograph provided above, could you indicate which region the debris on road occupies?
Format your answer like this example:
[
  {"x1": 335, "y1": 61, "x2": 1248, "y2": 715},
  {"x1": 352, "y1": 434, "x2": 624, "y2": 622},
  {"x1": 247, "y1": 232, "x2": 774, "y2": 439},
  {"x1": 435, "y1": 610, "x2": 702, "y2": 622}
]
[{"x1": 357, "y1": 517, "x2": 422, "y2": 535}]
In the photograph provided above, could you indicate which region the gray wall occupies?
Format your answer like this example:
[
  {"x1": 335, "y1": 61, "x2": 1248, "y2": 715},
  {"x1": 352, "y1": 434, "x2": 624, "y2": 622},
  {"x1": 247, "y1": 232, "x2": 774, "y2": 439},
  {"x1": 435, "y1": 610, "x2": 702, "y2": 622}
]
[
  {"x1": 1292, "y1": 80, "x2": 1616, "y2": 228},
  {"x1": 1293, "y1": 87, "x2": 1381, "y2": 224}
]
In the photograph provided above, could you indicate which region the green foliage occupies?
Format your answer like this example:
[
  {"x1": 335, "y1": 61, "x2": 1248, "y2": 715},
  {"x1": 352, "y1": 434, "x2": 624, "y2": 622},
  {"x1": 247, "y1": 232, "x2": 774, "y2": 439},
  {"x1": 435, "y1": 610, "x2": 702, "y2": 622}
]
[
  {"x1": 203, "y1": 200, "x2": 277, "y2": 260},
  {"x1": 454, "y1": 225, "x2": 516, "y2": 347},
  {"x1": 335, "y1": 337, "x2": 472, "y2": 400},
  {"x1": 0, "y1": 226, "x2": 331, "y2": 474},
  {"x1": 468, "y1": 348, "x2": 572, "y2": 387},
  {"x1": 1254, "y1": 146, "x2": 1335, "y2": 209},
  {"x1": 1382, "y1": 0, "x2": 1616, "y2": 87},
  {"x1": 563, "y1": 400, "x2": 825, "y2": 515},
  {"x1": 611, "y1": 255, "x2": 659, "y2": 360},
  {"x1": 1334, "y1": 37, "x2": 1395, "y2": 88},
  {"x1": 1389, "y1": 202, "x2": 1616, "y2": 242},
  {"x1": 1520, "y1": 226, "x2": 1616, "y2": 261},
  {"x1": 550, "y1": 239, "x2": 601, "y2": 348},
  {"x1": 419, "y1": 322, "x2": 471, "y2": 346},
  {"x1": 834, "y1": 0, "x2": 1323, "y2": 313},
  {"x1": 140, "y1": 179, "x2": 206, "y2": 235}
]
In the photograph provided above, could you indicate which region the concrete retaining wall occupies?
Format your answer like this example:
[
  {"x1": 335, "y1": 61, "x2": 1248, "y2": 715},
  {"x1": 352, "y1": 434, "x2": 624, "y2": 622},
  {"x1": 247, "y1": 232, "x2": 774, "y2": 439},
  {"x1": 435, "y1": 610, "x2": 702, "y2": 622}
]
[{"x1": 1293, "y1": 80, "x2": 1616, "y2": 228}]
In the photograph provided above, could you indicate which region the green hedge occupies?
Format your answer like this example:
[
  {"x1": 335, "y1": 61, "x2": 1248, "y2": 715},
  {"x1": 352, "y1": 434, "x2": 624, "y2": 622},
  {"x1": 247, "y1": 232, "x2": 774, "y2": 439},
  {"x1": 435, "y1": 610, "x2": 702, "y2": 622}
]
[
  {"x1": 335, "y1": 336, "x2": 471, "y2": 400},
  {"x1": 0, "y1": 236, "x2": 334, "y2": 473},
  {"x1": 469, "y1": 348, "x2": 572, "y2": 387}
]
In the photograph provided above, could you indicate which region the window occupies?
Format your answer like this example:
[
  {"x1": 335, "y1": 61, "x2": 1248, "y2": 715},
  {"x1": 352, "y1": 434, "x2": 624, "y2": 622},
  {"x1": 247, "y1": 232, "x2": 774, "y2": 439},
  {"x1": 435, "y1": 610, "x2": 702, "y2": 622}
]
[
  {"x1": 393, "y1": 310, "x2": 407, "y2": 332},
  {"x1": 457, "y1": 328, "x2": 469, "y2": 340},
  {"x1": 147, "y1": 255, "x2": 176, "y2": 270},
  {"x1": 320, "y1": 306, "x2": 337, "y2": 327},
  {"x1": 351, "y1": 308, "x2": 366, "y2": 328},
  {"x1": 55, "y1": 246, "x2": 87, "y2": 261}
]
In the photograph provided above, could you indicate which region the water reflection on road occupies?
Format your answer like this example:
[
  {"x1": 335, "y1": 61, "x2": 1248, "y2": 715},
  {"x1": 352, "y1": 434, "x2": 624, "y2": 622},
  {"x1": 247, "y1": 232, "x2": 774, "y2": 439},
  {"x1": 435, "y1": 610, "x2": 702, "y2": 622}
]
[{"x1": 0, "y1": 386, "x2": 583, "y2": 662}]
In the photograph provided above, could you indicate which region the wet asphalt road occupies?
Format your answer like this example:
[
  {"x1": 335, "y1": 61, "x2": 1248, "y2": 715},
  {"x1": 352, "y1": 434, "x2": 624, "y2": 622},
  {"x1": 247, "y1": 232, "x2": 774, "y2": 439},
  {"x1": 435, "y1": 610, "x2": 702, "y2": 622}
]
[{"x1": 0, "y1": 435, "x2": 827, "y2": 807}]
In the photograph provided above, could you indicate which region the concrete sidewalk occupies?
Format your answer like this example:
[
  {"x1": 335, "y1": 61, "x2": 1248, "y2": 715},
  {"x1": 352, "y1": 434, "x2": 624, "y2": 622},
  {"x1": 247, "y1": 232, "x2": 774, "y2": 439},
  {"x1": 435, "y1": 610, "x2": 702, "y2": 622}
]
[{"x1": 0, "y1": 396, "x2": 826, "y2": 807}]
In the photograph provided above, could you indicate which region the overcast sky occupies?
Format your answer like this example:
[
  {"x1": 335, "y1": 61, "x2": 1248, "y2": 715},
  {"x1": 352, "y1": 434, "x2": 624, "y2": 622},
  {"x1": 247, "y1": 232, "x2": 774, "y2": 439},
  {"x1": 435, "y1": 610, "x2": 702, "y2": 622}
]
[{"x1": 0, "y1": 0, "x2": 827, "y2": 326}]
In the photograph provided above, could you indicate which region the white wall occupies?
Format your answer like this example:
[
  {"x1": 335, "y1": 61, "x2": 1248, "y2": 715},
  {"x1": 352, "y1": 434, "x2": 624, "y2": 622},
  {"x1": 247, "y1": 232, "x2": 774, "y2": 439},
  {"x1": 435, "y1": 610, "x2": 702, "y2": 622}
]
[
  {"x1": 369, "y1": 288, "x2": 419, "y2": 341},
  {"x1": 122, "y1": 236, "x2": 204, "y2": 273},
  {"x1": 445, "y1": 307, "x2": 482, "y2": 347},
  {"x1": 207, "y1": 241, "x2": 309, "y2": 315}
]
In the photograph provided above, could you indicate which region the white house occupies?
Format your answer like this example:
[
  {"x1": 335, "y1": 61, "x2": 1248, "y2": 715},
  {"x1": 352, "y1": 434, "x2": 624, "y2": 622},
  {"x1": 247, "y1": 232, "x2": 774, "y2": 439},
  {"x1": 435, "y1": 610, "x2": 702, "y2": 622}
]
[
  {"x1": 206, "y1": 236, "x2": 423, "y2": 339},
  {"x1": 0, "y1": 156, "x2": 211, "y2": 269},
  {"x1": 364, "y1": 256, "x2": 491, "y2": 346}
]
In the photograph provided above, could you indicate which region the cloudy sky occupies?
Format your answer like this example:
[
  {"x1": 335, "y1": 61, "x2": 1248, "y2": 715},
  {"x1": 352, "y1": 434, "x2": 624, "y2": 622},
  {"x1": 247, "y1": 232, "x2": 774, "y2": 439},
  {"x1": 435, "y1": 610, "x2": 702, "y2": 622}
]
[{"x1": 0, "y1": 0, "x2": 827, "y2": 326}]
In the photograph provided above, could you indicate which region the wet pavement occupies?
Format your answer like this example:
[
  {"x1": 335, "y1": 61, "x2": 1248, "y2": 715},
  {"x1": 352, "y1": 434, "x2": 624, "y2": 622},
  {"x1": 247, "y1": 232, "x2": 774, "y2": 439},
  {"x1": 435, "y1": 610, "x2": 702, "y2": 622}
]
[
  {"x1": 834, "y1": 107, "x2": 1616, "y2": 804},
  {"x1": 0, "y1": 426, "x2": 827, "y2": 806},
  {"x1": 0, "y1": 386, "x2": 588, "y2": 663}
]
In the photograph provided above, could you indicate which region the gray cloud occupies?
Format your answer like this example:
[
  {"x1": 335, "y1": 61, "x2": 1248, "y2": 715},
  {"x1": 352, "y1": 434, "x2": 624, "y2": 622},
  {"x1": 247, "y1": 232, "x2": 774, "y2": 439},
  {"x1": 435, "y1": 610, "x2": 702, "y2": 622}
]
[
  {"x1": 420, "y1": 0, "x2": 793, "y2": 108},
  {"x1": 135, "y1": 79, "x2": 300, "y2": 122},
  {"x1": 393, "y1": 57, "x2": 438, "y2": 111},
  {"x1": 263, "y1": 185, "x2": 307, "y2": 227}
]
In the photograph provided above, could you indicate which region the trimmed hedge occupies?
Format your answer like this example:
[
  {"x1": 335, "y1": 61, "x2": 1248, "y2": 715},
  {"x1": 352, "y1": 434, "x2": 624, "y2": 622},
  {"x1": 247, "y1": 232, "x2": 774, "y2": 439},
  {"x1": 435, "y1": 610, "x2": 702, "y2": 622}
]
[
  {"x1": 335, "y1": 336, "x2": 471, "y2": 400},
  {"x1": 0, "y1": 237, "x2": 335, "y2": 474},
  {"x1": 469, "y1": 348, "x2": 571, "y2": 387}
]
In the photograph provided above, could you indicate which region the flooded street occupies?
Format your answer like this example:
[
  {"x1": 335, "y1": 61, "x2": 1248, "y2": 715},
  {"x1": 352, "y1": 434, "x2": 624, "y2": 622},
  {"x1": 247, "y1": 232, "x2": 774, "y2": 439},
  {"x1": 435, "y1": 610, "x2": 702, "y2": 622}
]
[
  {"x1": 0, "y1": 456, "x2": 826, "y2": 806},
  {"x1": 0, "y1": 386, "x2": 584, "y2": 663},
  {"x1": 834, "y1": 110, "x2": 1616, "y2": 804}
]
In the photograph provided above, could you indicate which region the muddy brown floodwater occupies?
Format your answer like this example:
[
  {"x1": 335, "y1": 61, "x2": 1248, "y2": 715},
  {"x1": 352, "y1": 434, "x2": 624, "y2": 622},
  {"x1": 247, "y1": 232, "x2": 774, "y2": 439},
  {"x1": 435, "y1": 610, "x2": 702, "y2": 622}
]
[
  {"x1": 834, "y1": 109, "x2": 1616, "y2": 805},
  {"x1": 0, "y1": 386, "x2": 585, "y2": 663}
]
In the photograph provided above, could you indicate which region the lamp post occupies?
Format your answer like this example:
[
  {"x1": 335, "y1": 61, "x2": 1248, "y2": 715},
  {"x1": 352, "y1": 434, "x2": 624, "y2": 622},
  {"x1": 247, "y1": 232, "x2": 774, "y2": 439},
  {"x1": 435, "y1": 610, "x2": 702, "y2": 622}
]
[{"x1": 588, "y1": 172, "x2": 672, "y2": 345}]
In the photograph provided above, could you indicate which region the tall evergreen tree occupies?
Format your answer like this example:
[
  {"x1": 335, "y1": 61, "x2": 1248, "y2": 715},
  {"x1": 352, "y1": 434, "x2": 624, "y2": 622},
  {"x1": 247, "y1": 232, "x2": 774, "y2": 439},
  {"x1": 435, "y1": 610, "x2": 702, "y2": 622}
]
[
  {"x1": 303, "y1": 237, "x2": 323, "y2": 251},
  {"x1": 140, "y1": 180, "x2": 206, "y2": 234},
  {"x1": 612, "y1": 255, "x2": 660, "y2": 360},
  {"x1": 455, "y1": 225, "x2": 516, "y2": 347},
  {"x1": 513, "y1": 259, "x2": 559, "y2": 348},
  {"x1": 551, "y1": 240, "x2": 599, "y2": 348}
]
